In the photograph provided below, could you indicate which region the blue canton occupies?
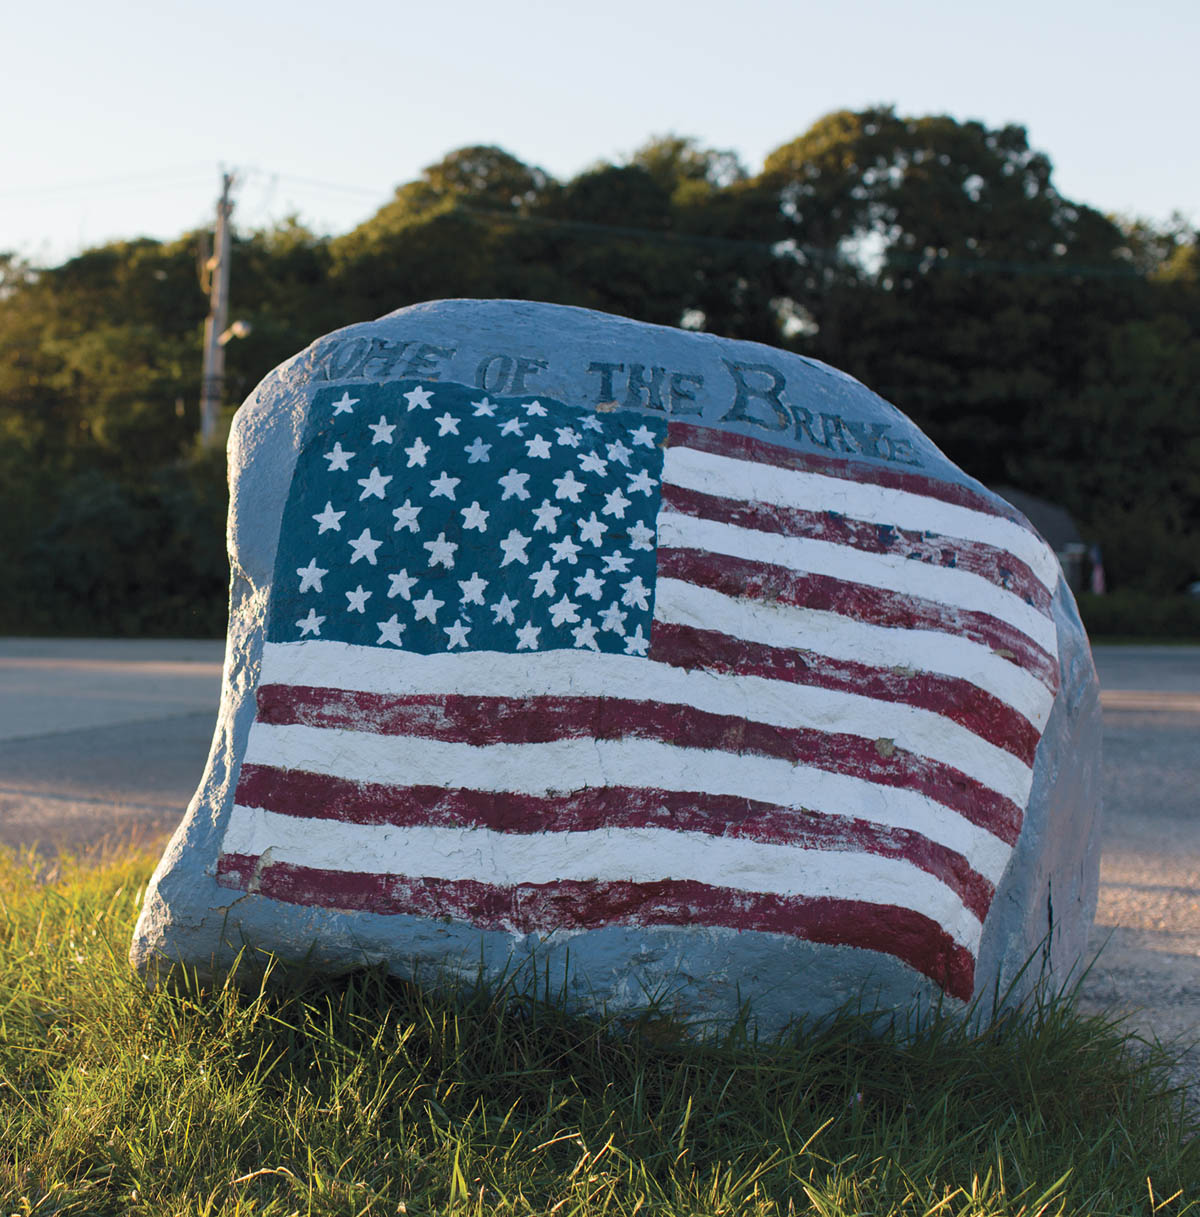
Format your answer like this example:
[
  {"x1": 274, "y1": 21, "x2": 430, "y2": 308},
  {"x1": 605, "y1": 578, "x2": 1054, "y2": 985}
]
[{"x1": 268, "y1": 381, "x2": 667, "y2": 656}]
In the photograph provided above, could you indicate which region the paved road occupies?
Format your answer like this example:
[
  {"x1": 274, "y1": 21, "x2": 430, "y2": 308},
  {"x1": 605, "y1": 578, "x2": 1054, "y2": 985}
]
[
  {"x1": 1, "y1": 637, "x2": 1197, "y2": 1056},
  {"x1": 0, "y1": 638, "x2": 224, "y2": 854},
  {"x1": 1075, "y1": 647, "x2": 1200, "y2": 1066}
]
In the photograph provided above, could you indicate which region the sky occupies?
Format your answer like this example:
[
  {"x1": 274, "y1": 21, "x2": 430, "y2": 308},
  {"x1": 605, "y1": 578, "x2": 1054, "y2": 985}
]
[{"x1": 4, "y1": 0, "x2": 1196, "y2": 268}]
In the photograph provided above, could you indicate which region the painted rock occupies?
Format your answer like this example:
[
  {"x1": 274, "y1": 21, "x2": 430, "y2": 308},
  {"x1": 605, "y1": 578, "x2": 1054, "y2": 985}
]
[{"x1": 131, "y1": 299, "x2": 1102, "y2": 1030}]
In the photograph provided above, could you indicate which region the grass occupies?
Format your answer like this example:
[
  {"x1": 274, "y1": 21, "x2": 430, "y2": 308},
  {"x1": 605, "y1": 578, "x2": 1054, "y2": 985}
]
[{"x1": 1, "y1": 847, "x2": 1197, "y2": 1216}]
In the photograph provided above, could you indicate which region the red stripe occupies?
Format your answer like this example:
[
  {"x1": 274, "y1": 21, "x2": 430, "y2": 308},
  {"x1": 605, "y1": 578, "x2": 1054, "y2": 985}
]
[
  {"x1": 666, "y1": 420, "x2": 1038, "y2": 534},
  {"x1": 216, "y1": 855, "x2": 976, "y2": 999},
  {"x1": 649, "y1": 626, "x2": 1025, "y2": 841},
  {"x1": 232, "y1": 762, "x2": 996, "y2": 918},
  {"x1": 658, "y1": 547, "x2": 1060, "y2": 695},
  {"x1": 647, "y1": 615, "x2": 1040, "y2": 767},
  {"x1": 661, "y1": 482, "x2": 1052, "y2": 616},
  {"x1": 253, "y1": 684, "x2": 1024, "y2": 843}
]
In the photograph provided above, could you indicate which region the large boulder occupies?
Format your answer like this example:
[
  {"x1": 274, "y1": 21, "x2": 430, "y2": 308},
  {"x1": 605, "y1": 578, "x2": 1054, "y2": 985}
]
[{"x1": 131, "y1": 299, "x2": 1101, "y2": 1030}]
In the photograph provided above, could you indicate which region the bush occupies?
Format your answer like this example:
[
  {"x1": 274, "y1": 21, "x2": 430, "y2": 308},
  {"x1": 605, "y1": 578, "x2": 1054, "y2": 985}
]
[
  {"x1": 0, "y1": 450, "x2": 228, "y2": 637},
  {"x1": 1077, "y1": 591, "x2": 1200, "y2": 641}
]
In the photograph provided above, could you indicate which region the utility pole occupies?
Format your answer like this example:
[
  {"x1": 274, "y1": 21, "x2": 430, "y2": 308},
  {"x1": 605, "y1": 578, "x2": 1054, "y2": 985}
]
[{"x1": 199, "y1": 172, "x2": 235, "y2": 446}]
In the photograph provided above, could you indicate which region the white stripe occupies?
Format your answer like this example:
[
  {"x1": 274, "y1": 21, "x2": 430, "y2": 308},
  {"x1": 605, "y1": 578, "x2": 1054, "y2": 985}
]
[
  {"x1": 654, "y1": 578, "x2": 1055, "y2": 729},
  {"x1": 259, "y1": 641, "x2": 1034, "y2": 808},
  {"x1": 240, "y1": 711, "x2": 1013, "y2": 884},
  {"x1": 664, "y1": 444, "x2": 1061, "y2": 592},
  {"x1": 222, "y1": 804, "x2": 984, "y2": 952},
  {"x1": 657, "y1": 511, "x2": 1059, "y2": 655}
]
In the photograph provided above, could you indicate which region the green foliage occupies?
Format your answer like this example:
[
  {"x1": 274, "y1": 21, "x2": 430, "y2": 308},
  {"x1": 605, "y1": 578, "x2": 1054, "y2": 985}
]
[
  {"x1": 1016, "y1": 316, "x2": 1200, "y2": 592},
  {"x1": 1078, "y1": 592, "x2": 1200, "y2": 641},
  {"x1": 0, "y1": 448, "x2": 228, "y2": 637},
  {"x1": 1, "y1": 112, "x2": 1198, "y2": 633},
  {"x1": 1, "y1": 846, "x2": 1199, "y2": 1215},
  {"x1": 629, "y1": 134, "x2": 749, "y2": 201}
]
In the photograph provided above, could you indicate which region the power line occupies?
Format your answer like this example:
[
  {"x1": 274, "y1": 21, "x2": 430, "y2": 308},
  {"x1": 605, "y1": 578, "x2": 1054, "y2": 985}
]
[
  {"x1": 0, "y1": 164, "x2": 216, "y2": 199},
  {"x1": 238, "y1": 167, "x2": 387, "y2": 200},
  {"x1": 270, "y1": 172, "x2": 389, "y2": 199},
  {"x1": 447, "y1": 204, "x2": 1147, "y2": 280}
]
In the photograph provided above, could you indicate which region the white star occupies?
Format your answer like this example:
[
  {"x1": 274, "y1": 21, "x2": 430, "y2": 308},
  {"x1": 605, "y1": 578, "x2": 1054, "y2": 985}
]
[
  {"x1": 548, "y1": 595, "x2": 580, "y2": 627},
  {"x1": 369, "y1": 415, "x2": 395, "y2": 444},
  {"x1": 581, "y1": 415, "x2": 603, "y2": 432},
  {"x1": 578, "y1": 512, "x2": 608, "y2": 547},
  {"x1": 444, "y1": 619, "x2": 471, "y2": 649},
  {"x1": 530, "y1": 561, "x2": 559, "y2": 598},
  {"x1": 553, "y1": 470, "x2": 585, "y2": 503},
  {"x1": 349, "y1": 528, "x2": 382, "y2": 565},
  {"x1": 297, "y1": 558, "x2": 328, "y2": 592},
  {"x1": 434, "y1": 412, "x2": 461, "y2": 436},
  {"x1": 465, "y1": 436, "x2": 491, "y2": 463},
  {"x1": 346, "y1": 585, "x2": 372, "y2": 612},
  {"x1": 405, "y1": 436, "x2": 430, "y2": 467},
  {"x1": 525, "y1": 433, "x2": 552, "y2": 459},
  {"x1": 471, "y1": 396, "x2": 497, "y2": 417},
  {"x1": 461, "y1": 501, "x2": 489, "y2": 532},
  {"x1": 515, "y1": 621, "x2": 541, "y2": 650},
  {"x1": 499, "y1": 528, "x2": 532, "y2": 566},
  {"x1": 599, "y1": 602, "x2": 627, "y2": 634},
  {"x1": 602, "y1": 550, "x2": 632, "y2": 574},
  {"x1": 523, "y1": 400, "x2": 548, "y2": 417},
  {"x1": 549, "y1": 534, "x2": 581, "y2": 565},
  {"x1": 491, "y1": 593, "x2": 519, "y2": 625},
  {"x1": 621, "y1": 574, "x2": 651, "y2": 610},
  {"x1": 498, "y1": 469, "x2": 531, "y2": 501},
  {"x1": 412, "y1": 589, "x2": 445, "y2": 623},
  {"x1": 578, "y1": 451, "x2": 608, "y2": 476},
  {"x1": 532, "y1": 500, "x2": 561, "y2": 533},
  {"x1": 392, "y1": 500, "x2": 422, "y2": 532},
  {"x1": 628, "y1": 520, "x2": 656, "y2": 551},
  {"x1": 324, "y1": 441, "x2": 355, "y2": 471},
  {"x1": 424, "y1": 532, "x2": 458, "y2": 568},
  {"x1": 555, "y1": 426, "x2": 580, "y2": 448},
  {"x1": 313, "y1": 501, "x2": 345, "y2": 533},
  {"x1": 572, "y1": 619, "x2": 600, "y2": 651},
  {"x1": 377, "y1": 614, "x2": 406, "y2": 647},
  {"x1": 458, "y1": 572, "x2": 488, "y2": 605},
  {"x1": 574, "y1": 568, "x2": 605, "y2": 600},
  {"x1": 331, "y1": 391, "x2": 358, "y2": 415},
  {"x1": 630, "y1": 424, "x2": 657, "y2": 447},
  {"x1": 404, "y1": 385, "x2": 434, "y2": 411},
  {"x1": 297, "y1": 608, "x2": 325, "y2": 636},
  {"x1": 357, "y1": 466, "x2": 393, "y2": 500},
  {"x1": 602, "y1": 487, "x2": 632, "y2": 519},
  {"x1": 499, "y1": 417, "x2": 525, "y2": 437},
  {"x1": 627, "y1": 468, "x2": 657, "y2": 495},
  {"x1": 429, "y1": 471, "x2": 461, "y2": 500},
  {"x1": 624, "y1": 624, "x2": 649, "y2": 656},
  {"x1": 387, "y1": 569, "x2": 418, "y2": 599},
  {"x1": 606, "y1": 439, "x2": 633, "y2": 466}
]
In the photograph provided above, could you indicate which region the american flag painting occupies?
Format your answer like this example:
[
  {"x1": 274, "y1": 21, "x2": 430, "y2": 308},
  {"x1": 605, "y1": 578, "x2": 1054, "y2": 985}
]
[{"x1": 216, "y1": 379, "x2": 1061, "y2": 1000}]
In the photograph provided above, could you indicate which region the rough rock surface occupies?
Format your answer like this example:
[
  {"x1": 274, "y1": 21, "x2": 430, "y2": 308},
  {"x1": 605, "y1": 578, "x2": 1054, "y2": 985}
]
[{"x1": 131, "y1": 300, "x2": 1101, "y2": 1031}]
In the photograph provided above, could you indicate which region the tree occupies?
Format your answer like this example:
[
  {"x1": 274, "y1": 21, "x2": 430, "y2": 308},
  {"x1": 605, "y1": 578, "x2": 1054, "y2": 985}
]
[
  {"x1": 759, "y1": 107, "x2": 1133, "y2": 482},
  {"x1": 1017, "y1": 313, "x2": 1200, "y2": 591},
  {"x1": 628, "y1": 134, "x2": 748, "y2": 201},
  {"x1": 342, "y1": 145, "x2": 555, "y2": 250}
]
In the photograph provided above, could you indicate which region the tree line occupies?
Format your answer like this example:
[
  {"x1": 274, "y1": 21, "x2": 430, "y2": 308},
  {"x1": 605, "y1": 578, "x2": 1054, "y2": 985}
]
[{"x1": 2, "y1": 107, "x2": 1198, "y2": 635}]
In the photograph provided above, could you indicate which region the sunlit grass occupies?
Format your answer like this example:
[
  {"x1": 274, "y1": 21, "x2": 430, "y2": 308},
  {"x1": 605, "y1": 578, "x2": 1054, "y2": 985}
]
[{"x1": 1, "y1": 845, "x2": 1196, "y2": 1215}]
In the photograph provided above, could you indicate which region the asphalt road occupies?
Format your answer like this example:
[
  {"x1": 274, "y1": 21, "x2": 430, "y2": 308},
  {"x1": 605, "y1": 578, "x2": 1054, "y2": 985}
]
[
  {"x1": 0, "y1": 638, "x2": 224, "y2": 854},
  {"x1": 1075, "y1": 647, "x2": 1200, "y2": 1066},
  {"x1": 1, "y1": 636, "x2": 1197, "y2": 1056}
]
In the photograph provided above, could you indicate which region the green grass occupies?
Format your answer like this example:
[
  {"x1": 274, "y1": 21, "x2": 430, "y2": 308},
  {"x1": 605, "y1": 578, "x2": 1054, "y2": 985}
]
[{"x1": 1, "y1": 848, "x2": 1197, "y2": 1216}]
